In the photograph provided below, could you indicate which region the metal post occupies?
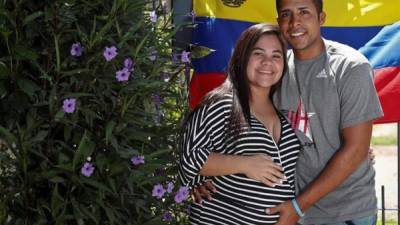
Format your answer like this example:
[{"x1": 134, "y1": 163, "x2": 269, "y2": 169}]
[
  {"x1": 381, "y1": 185, "x2": 385, "y2": 225},
  {"x1": 172, "y1": 0, "x2": 193, "y2": 49}
]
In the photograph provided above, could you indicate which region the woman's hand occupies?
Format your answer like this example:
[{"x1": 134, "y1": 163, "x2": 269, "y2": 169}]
[{"x1": 240, "y1": 154, "x2": 285, "y2": 187}]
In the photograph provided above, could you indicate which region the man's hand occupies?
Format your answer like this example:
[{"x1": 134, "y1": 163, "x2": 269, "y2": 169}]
[
  {"x1": 191, "y1": 180, "x2": 217, "y2": 203},
  {"x1": 265, "y1": 200, "x2": 299, "y2": 225}
]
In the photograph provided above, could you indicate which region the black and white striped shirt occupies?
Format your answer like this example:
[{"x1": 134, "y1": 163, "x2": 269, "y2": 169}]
[{"x1": 179, "y1": 95, "x2": 301, "y2": 224}]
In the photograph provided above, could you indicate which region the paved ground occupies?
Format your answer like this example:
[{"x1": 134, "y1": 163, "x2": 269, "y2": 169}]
[
  {"x1": 374, "y1": 145, "x2": 398, "y2": 220},
  {"x1": 372, "y1": 123, "x2": 398, "y2": 220}
]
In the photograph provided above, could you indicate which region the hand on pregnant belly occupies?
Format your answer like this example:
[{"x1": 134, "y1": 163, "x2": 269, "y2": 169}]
[{"x1": 241, "y1": 154, "x2": 285, "y2": 187}]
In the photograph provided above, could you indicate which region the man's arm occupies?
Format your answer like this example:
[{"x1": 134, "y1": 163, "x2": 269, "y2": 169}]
[
  {"x1": 297, "y1": 121, "x2": 372, "y2": 208},
  {"x1": 268, "y1": 120, "x2": 373, "y2": 224}
]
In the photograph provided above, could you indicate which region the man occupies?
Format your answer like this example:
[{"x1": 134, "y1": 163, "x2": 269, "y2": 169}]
[
  {"x1": 191, "y1": 0, "x2": 383, "y2": 224},
  {"x1": 267, "y1": 0, "x2": 382, "y2": 224}
]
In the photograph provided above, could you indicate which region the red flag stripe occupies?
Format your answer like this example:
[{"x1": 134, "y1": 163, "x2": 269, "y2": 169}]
[
  {"x1": 189, "y1": 72, "x2": 226, "y2": 109},
  {"x1": 374, "y1": 66, "x2": 400, "y2": 124}
]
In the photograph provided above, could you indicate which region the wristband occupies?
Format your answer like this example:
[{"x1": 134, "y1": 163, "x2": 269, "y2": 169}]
[{"x1": 291, "y1": 198, "x2": 305, "y2": 217}]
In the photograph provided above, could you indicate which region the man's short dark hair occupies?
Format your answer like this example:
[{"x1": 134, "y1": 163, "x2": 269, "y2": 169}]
[{"x1": 275, "y1": 0, "x2": 323, "y2": 14}]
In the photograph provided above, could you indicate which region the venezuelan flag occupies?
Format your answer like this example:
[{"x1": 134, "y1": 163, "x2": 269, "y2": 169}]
[
  {"x1": 360, "y1": 22, "x2": 400, "y2": 124},
  {"x1": 190, "y1": 0, "x2": 400, "y2": 123}
]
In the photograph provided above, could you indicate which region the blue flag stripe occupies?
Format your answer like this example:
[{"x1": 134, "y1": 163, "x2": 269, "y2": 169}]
[{"x1": 193, "y1": 17, "x2": 385, "y2": 73}]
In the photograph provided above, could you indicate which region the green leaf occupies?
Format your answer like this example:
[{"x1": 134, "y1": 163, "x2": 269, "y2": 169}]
[
  {"x1": 135, "y1": 33, "x2": 150, "y2": 58},
  {"x1": 22, "y1": 11, "x2": 44, "y2": 26},
  {"x1": 105, "y1": 121, "x2": 116, "y2": 145},
  {"x1": 31, "y1": 61, "x2": 52, "y2": 83},
  {"x1": 146, "y1": 149, "x2": 171, "y2": 159},
  {"x1": 54, "y1": 109, "x2": 65, "y2": 121},
  {"x1": 0, "y1": 62, "x2": 10, "y2": 79},
  {"x1": 14, "y1": 45, "x2": 39, "y2": 60},
  {"x1": 190, "y1": 45, "x2": 216, "y2": 59},
  {"x1": 108, "y1": 162, "x2": 126, "y2": 176},
  {"x1": 54, "y1": 163, "x2": 73, "y2": 172},
  {"x1": 61, "y1": 68, "x2": 91, "y2": 77},
  {"x1": 108, "y1": 178, "x2": 117, "y2": 193},
  {"x1": 73, "y1": 132, "x2": 95, "y2": 170},
  {"x1": 54, "y1": 34, "x2": 61, "y2": 73},
  {"x1": 126, "y1": 131, "x2": 154, "y2": 143},
  {"x1": 0, "y1": 126, "x2": 17, "y2": 144},
  {"x1": 64, "y1": 125, "x2": 72, "y2": 142},
  {"x1": 0, "y1": 81, "x2": 7, "y2": 97},
  {"x1": 116, "y1": 148, "x2": 139, "y2": 159},
  {"x1": 51, "y1": 184, "x2": 65, "y2": 218},
  {"x1": 0, "y1": 26, "x2": 13, "y2": 39},
  {"x1": 0, "y1": 200, "x2": 6, "y2": 224},
  {"x1": 31, "y1": 130, "x2": 48, "y2": 142},
  {"x1": 49, "y1": 176, "x2": 66, "y2": 183},
  {"x1": 17, "y1": 78, "x2": 40, "y2": 97},
  {"x1": 140, "y1": 217, "x2": 168, "y2": 225},
  {"x1": 63, "y1": 92, "x2": 95, "y2": 98},
  {"x1": 164, "y1": 22, "x2": 184, "y2": 40},
  {"x1": 103, "y1": 207, "x2": 116, "y2": 224},
  {"x1": 80, "y1": 177, "x2": 112, "y2": 193},
  {"x1": 72, "y1": 198, "x2": 98, "y2": 224},
  {"x1": 49, "y1": 86, "x2": 57, "y2": 114}
]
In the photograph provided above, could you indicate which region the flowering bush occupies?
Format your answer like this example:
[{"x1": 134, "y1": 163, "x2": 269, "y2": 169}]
[{"x1": 0, "y1": 0, "x2": 192, "y2": 224}]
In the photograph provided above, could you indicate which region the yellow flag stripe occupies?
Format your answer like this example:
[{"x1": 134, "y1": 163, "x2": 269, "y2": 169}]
[{"x1": 193, "y1": 0, "x2": 400, "y2": 26}]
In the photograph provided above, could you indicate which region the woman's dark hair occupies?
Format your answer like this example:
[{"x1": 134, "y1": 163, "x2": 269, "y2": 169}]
[{"x1": 194, "y1": 23, "x2": 288, "y2": 136}]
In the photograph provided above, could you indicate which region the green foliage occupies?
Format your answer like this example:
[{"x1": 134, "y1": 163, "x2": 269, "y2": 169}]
[
  {"x1": 377, "y1": 219, "x2": 398, "y2": 225},
  {"x1": 0, "y1": 0, "x2": 190, "y2": 224},
  {"x1": 371, "y1": 135, "x2": 397, "y2": 146}
]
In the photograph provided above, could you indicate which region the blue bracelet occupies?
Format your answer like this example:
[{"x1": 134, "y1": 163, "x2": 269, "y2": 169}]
[{"x1": 291, "y1": 198, "x2": 305, "y2": 217}]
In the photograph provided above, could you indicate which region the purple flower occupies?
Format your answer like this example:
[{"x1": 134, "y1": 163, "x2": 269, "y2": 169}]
[
  {"x1": 149, "y1": 11, "x2": 157, "y2": 23},
  {"x1": 186, "y1": 205, "x2": 192, "y2": 215},
  {"x1": 62, "y1": 98, "x2": 76, "y2": 113},
  {"x1": 181, "y1": 50, "x2": 190, "y2": 63},
  {"x1": 172, "y1": 54, "x2": 179, "y2": 63},
  {"x1": 152, "y1": 184, "x2": 166, "y2": 199},
  {"x1": 70, "y1": 42, "x2": 83, "y2": 57},
  {"x1": 149, "y1": 50, "x2": 157, "y2": 61},
  {"x1": 154, "y1": 168, "x2": 166, "y2": 176},
  {"x1": 116, "y1": 68, "x2": 131, "y2": 82},
  {"x1": 131, "y1": 155, "x2": 145, "y2": 165},
  {"x1": 103, "y1": 46, "x2": 118, "y2": 61},
  {"x1": 166, "y1": 182, "x2": 174, "y2": 193},
  {"x1": 174, "y1": 186, "x2": 189, "y2": 203},
  {"x1": 162, "y1": 211, "x2": 173, "y2": 222},
  {"x1": 124, "y1": 58, "x2": 134, "y2": 70},
  {"x1": 81, "y1": 162, "x2": 95, "y2": 177},
  {"x1": 152, "y1": 94, "x2": 163, "y2": 107}
]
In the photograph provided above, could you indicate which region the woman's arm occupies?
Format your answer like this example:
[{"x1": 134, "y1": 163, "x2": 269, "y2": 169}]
[{"x1": 200, "y1": 153, "x2": 285, "y2": 187}]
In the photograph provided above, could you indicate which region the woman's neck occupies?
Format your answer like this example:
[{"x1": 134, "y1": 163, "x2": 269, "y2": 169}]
[{"x1": 249, "y1": 89, "x2": 273, "y2": 110}]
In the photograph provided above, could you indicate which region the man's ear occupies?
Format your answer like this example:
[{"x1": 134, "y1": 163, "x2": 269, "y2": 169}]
[{"x1": 319, "y1": 11, "x2": 326, "y2": 25}]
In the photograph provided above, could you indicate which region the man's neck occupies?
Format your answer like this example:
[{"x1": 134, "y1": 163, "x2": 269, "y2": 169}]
[{"x1": 294, "y1": 38, "x2": 325, "y2": 61}]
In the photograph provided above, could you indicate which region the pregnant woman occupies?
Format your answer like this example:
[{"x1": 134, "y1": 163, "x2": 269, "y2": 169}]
[{"x1": 179, "y1": 23, "x2": 301, "y2": 224}]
